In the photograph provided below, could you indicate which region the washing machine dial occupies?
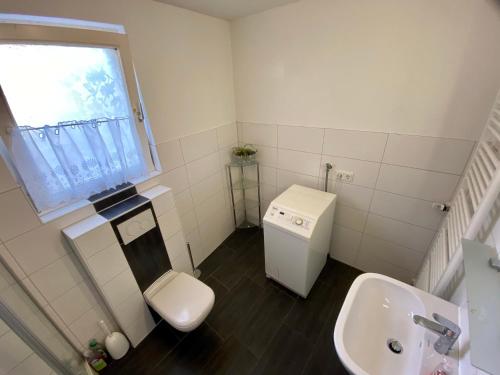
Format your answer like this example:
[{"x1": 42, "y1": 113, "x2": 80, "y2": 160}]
[{"x1": 294, "y1": 217, "x2": 303, "y2": 226}]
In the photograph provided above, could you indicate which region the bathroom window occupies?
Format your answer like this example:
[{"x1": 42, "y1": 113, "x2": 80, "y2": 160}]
[{"x1": 0, "y1": 22, "x2": 157, "y2": 215}]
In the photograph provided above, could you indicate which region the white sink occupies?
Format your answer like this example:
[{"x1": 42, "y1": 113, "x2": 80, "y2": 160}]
[{"x1": 334, "y1": 273, "x2": 459, "y2": 375}]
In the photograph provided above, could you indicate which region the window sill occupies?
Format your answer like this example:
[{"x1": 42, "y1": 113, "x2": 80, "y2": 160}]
[{"x1": 38, "y1": 169, "x2": 162, "y2": 224}]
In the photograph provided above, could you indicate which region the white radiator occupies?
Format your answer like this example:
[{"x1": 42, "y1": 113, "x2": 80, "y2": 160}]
[{"x1": 415, "y1": 91, "x2": 500, "y2": 297}]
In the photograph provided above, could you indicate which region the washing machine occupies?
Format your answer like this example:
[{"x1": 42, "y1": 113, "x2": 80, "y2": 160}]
[{"x1": 263, "y1": 184, "x2": 336, "y2": 297}]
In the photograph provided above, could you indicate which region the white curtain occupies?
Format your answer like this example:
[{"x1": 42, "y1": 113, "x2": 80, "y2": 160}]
[{"x1": 11, "y1": 118, "x2": 147, "y2": 212}]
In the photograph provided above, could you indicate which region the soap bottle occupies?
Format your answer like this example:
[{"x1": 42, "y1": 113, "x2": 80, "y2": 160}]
[
  {"x1": 430, "y1": 358, "x2": 454, "y2": 375},
  {"x1": 89, "y1": 339, "x2": 108, "y2": 360},
  {"x1": 84, "y1": 349, "x2": 107, "y2": 372}
]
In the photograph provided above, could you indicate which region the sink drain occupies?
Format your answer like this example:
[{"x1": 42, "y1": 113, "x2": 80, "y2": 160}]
[{"x1": 387, "y1": 338, "x2": 403, "y2": 354}]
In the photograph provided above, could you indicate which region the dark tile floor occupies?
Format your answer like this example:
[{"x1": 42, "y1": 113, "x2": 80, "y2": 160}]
[{"x1": 106, "y1": 228, "x2": 362, "y2": 374}]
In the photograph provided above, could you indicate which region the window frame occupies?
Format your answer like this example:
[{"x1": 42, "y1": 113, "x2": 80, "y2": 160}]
[{"x1": 0, "y1": 22, "x2": 160, "y2": 218}]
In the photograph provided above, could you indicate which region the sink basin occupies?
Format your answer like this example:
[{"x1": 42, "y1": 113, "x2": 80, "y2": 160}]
[{"x1": 334, "y1": 273, "x2": 459, "y2": 375}]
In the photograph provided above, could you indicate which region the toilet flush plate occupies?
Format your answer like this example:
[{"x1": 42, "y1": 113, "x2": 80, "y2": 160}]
[{"x1": 117, "y1": 208, "x2": 156, "y2": 245}]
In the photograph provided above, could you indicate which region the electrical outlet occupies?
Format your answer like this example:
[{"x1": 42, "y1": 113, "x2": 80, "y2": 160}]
[{"x1": 336, "y1": 170, "x2": 354, "y2": 183}]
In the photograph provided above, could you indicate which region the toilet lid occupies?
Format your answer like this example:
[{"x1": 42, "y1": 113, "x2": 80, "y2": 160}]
[{"x1": 147, "y1": 272, "x2": 214, "y2": 332}]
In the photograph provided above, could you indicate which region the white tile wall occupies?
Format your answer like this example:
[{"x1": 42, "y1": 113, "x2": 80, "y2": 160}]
[
  {"x1": 278, "y1": 148, "x2": 322, "y2": 176},
  {"x1": 0, "y1": 157, "x2": 17, "y2": 194},
  {"x1": 0, "y1": 189, "x2": 40, "y2": 242},
  {"x1": 376, "y1": 164, "x2": 460, "y2": 202},
  {"x1": 278, "y1": 125, "x2": 324, "y2": 153},
  {"x1": 383, "y1": 134, "x2": 474, "y2": 174},
  {"x1": 238, "y1": 122, "x2": 277, "y2": 147},
  {"x1": 238, "y1": 122, "x2": 473, "y2": 282},
  {"x1": 179, "y1": 128, "x2": 218, "y2": 163},
  {"x1": 322, "y1": 129, "x2": 388, "y2": 162},
  {"x1": 156, "y1": 139, "x2": 184, "y2": 173},
  {"x1": 5, "y1": 225, "x2": 69, "y2": 275}
]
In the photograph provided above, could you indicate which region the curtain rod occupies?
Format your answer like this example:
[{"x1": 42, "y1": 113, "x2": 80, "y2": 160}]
[{"x1": 6, "y1": 117, "x2": 129, "y2": 133}]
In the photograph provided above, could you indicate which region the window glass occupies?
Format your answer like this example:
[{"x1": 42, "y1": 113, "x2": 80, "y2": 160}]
[{"x1": 0, "y1": 44, "x2": 131, "y2": 126}]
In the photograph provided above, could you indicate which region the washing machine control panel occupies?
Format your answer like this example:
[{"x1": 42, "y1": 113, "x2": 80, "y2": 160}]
[{"x1": 265, "y1": 204, "x2": 314, "y2": 234}]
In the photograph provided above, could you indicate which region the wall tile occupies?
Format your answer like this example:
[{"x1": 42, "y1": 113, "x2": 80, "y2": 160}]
[
  {"x1": 278, "y1": 125, "x2": 324, "y2": 153},
  {"x1": 156, "y1": 139, "x2": 184, "y2": 173},
  {"x1": 323, "y1": 129, "x2": 388, "y2": 162},
  {"x1": 0, "y1": 189, "x2": 40, "y2": 242},
  {"x1": 0, "y1": 257, "x2": 14, "y2": 291},
  {"x1": 355, "y1": 247, "x2": 412, "y2": 283},
  {"x1": 101, "y1": 268, "x2": 140, "y2": 310},
  {"x1": 73, "y1": 223, "x2": 116, "y2": 260},
  {"x1": 0, "y1": 331, "x2": 32, "y2": 373},
  {"x1": 121, "y1": 294, "x2": 155, "y2": 347},
  {"x1": 0, "y1": 157, "x2": 17, "y2": 194},
  {"x1": 329, "y1": 224, "x2": 362, "y2": 266},
  {"x1": 199, "y1": 211, "x2": 233, "y2": 258},
  {"x1": 278, "y1": 149, "x2": 321, "y2": 176},
  {"x1": 174, "y1": 189, "x2": 194, "y2": 216},
  {"x1": 244, "y1": 165, "x2": 277, "y2": 186},
  {"x1": 30, "y1": 254, "x2": 83, "y2": 302},
  {"x1": 114, "y1": 291, "x2": 151, "y2": 330},
  {"x1": 370, "y1": 190, "x2": 444, "y2": 230},
  {"x1": 217, "y1": 123, "x2": 238, "y2": 149},
  {"x1": 50, "y1": 281, "x2": 98, "y2": 325},
  {"x1": 364, "y1": 213, "x2": 435, "y2": 253},
  {"x1": 165, "y1": 231, "x2": 190, "y2": 272},
  {"x1": 377, "y1": 164, "x2": 460, "y2": 202},
  {"x1": 0, "y1": 319, "x2": 8, "y2": 336},
  {"x1": 150, "y1": 191, "x2": 175, "y2": 218},
  {"x1": 359, "y1": 234, "x2": 424, "y2": 274},
  {"x1": 336, "y1": 183, "x2": 373, "y2": 211},
  {"x1": 180, "y1": 129, "x2": 218, "y2": 163},
  {"x1": 19, "y1": 278, "x2": 48, "y2": 308},
  {"x1": 69, "y1": 305, "x2": 111, "y2": 346},
  {"x1": 195, "y1": 190, "x2": 226, "y2": 224},
  {"x1": 86, "y1": 244, "x2": 128, "y2": 286},
  {"x1": 238, "y1": 122, "x2": 277, "y2": 147},
  {"x1": 179, "y1": 210, "x2": 198, "y2": 235},
  {"x1": 277, "y1": 169, "x2": 319, "y2": 191},
  {"x1": 333, "y1": 204, "x2": 367, "y2": 232},
  {"x1": 383, "y1": 134, "x2": 474, "y2": 174},
  {"x1": 254, "y1": 145, "x2": 278, "y2": 167},
  {"x1": 186, "y1": 152, "x2": 220, "y2": 186},
  {"x1": 0, "y1": 243, "x2": 25, "y2": 281},
  {"x1": 320, "y1": 155, "x2": 380, "y2": 188},
  {"x1": 158, "y1": 166, "x2": 190, "y2": 194},
  {"x1": 9, "y1": 353, "x2": 53, "y2": 375},
  {"x1": 219, "y1": 146, "x2": 234, "y2": 169},
  {"x1": 158, "y1": 208, "x2": 182, "y2": 240},
  {"x1": 190, "y1": 171, "x2": 223, "y2": 205}
]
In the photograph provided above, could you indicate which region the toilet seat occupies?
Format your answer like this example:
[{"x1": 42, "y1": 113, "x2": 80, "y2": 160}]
[{"x1": 143, "y1": 271, "x2": 214, "y2": 332}]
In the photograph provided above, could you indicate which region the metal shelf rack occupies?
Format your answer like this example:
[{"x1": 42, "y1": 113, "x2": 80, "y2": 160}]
[{"x1": 226, "y1": 159, "x2": 262, "y2": 229}]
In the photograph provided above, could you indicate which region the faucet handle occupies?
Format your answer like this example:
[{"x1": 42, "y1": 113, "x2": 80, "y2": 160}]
[{"x1": 432, "y1": 313, "x2": 461, "y2": 337}]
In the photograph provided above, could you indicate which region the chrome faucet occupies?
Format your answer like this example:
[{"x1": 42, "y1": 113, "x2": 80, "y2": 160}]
[{"x1": 413, "y1": 313, "x2": 461, "y2": 355}]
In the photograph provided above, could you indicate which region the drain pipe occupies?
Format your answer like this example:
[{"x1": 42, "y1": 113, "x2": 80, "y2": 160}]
[{"x1": 324, "y1": 163, "x2": 333, "y2": 192}]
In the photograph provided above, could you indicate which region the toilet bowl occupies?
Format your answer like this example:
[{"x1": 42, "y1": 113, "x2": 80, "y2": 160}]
[{"x1": 143, "y1": 270, "x2": 215, "y2": 332}]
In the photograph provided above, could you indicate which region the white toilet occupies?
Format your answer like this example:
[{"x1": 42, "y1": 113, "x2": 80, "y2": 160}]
[{"x1": 143, "y1": 270, "x2": 215, "y2": 332}]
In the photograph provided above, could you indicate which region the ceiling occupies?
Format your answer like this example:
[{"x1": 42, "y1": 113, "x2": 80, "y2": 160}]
[{"x1": 155, "y1": 0, "x2": 299, "y2": 20}]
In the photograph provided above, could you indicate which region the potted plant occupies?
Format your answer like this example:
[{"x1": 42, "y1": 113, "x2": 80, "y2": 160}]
[{"x1": 231, "y1": 144, "x2": 257, "y2": 163}]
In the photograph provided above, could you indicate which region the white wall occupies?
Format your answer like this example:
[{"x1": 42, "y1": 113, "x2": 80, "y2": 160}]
[
  {"x1": 232, "y1": 0, "x2": 500, "y2": 140},
  {"x1": 0, "y1": 0, "x2": 236, "y2": 353}
]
